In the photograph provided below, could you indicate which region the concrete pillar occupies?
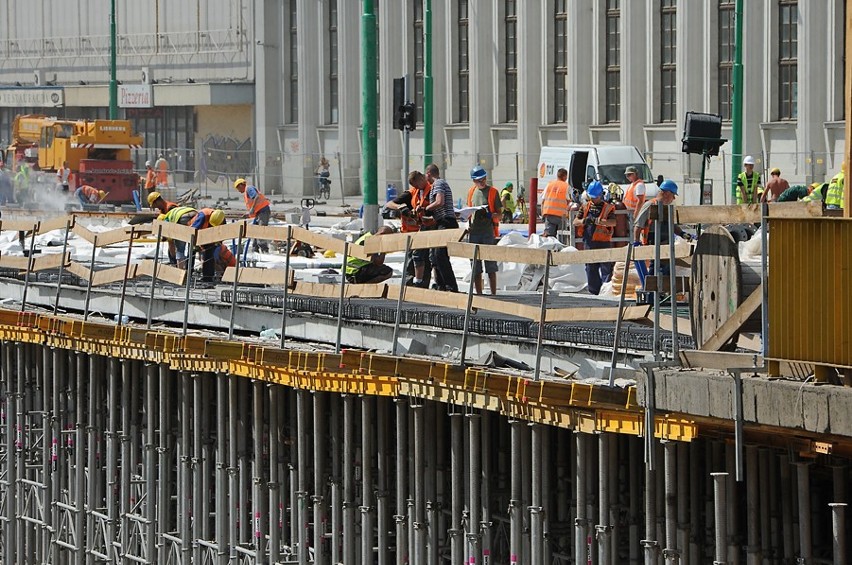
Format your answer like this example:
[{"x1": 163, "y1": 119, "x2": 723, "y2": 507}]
[
  {"x1": 797, "y1": 462, "x2": 813, "y2": 564},
  {"x1": 619, "y1": 0, "x2": 648, "y2": 145},
  {"x1": 796, "y1": 2, "x2": 829, "y2": 182},
  {"x1": 516, "y1": 0, "x2": 542, "y2": 172},
  {"x1": 254, "y1": 0, "x2": 283, "y2": 193},
  {"x1": 567, "y1": 1, "x2": 594, "y2": 142},
  {"x1": 336, "y1": 0, "x2": 362, "y2": 197},
  {"x1": 467, "y1": 0, "x2": 494, "y2": 162},
  {"x1": 712, "y1": 472, "x2": 729, "y2": 565},
  {"x1": 294, "y1": 0, "x2": 321, "y2": 195},
  {"x1": 377, "y1": 0, "x2": 405, "y2": 191}
]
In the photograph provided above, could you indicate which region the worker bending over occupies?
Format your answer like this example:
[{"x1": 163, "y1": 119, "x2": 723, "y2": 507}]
[
  {"x1": 75, "y1": 185, "x2": 106, "y2": 207},
  {"x1": 188, "y1": 208, "x2": 226, "y2": 283},
  {"x1": 345, "y1": 226, "x2": 395, "y2": 284},
  {"x1": 147, "y1": 191, "x2": 177, "y2": 215},
  {"x1": 233, "y1": 178, "x2": 271, "y2": 253},
  {"x1": 160, "y1": 206, "x2": 197, "y2": 267}
]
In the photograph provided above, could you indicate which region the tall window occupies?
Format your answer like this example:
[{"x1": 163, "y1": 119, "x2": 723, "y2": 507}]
[
  {"x1": 288, "y1": 2, "x2": 298, "y2": 123},
  {"x1": 554, "y1": 0, "x2": 568, "y2": 123},
  {"x1": 458, "y1": 0, "x2": 469, "y2": 122},
  {"x1": 605, "y1": 0, "x2": 620, "y2": 123},
  {"x1": 778, "y1": 0, "x2": 798, "y2": 120},
  {"x1": 505, "y1": 0, "x2": 518, "y2": 122},
  {"x1": 660, "y1": 0, "x2": 677, "y2": 122},
  {"x1": 718, "y1": 0, "x2": 734, "y2": 120},
  {"x1": 413, "y1": 0, "x2": 425, "y2": 117},
  {"x1": 329, "y1": 0, "x2": 338, "y2": 124}
]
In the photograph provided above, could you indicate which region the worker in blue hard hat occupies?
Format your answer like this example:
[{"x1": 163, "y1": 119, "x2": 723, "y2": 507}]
[
  {"x1": 632, "y1": 179, "x2": 689, "y2": 279},
  {"x1": 572, "y1": 180, "x2": 616, "y2": 295}
]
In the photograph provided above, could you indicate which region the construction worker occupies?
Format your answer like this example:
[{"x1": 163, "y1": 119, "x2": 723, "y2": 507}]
[
  {"x1": 801, "y1": 182, "x2": 828, "y2": 204},
  {"x1": 573, "y1": 181, "x2": 616, "y2": 295},
  {"x1": 736, "y1": 156, "x2": 762, "y2": 204},
  {"x1": 779, "y1": 183, "x2": 818, "y2": 203},
  {"x1": 75, "y1": 185, "x2": 106, "y2": 207},
  {"x1": 161, "y1": 205, "x2": 197, "y2": 267},
  {"x1": 14, "y1": 163, "x2": 30, "y2": 203},
  {"x1": 633, "y1": 180, "x2": 686, "y2": 277},
  {"x1": 825, "y1": 162, "x2": 845, "y2": 209},
  {"x1": 213, "y1": 244, "x2": 236, "y2": 276},
  {"x1": 424, "y1": 163, "x2": 459, "y2": 292},
  {"x1": 155, "y1": 154, "x2": 169, "y2": 187},
  {"x1": 0, "y1": 162, "x2": 13, "y2": 204},
  {"x1": 345, "y1": 226, "x2": 395, "y2": 284},
  {"x1": 541, "y1": 168, "x2": 570, "y2": 238},
  {"x1": 761, "y1": 167, "x2": 789, "y2": 203},
  {"x1": 466, "y1": 165, "x2": 501, "y2": 295},
  {"x1": 147, "y1": 191, "x2": 177, "y2": 215},
  {"x1": 144, "y1": 161, "x2": 157, "y2": 191},
  {"x1": 500, "y1": 182, "x2": 516, "y2": 223},
  {"x1": 386, "y1": 170, "x2": 433, "y2": 287},
  {"x1": 233, "y1": 178, "x2": 271, "y2": 253},
  {"x1": 622, "y1": 165, "x2": 646, "y2": 217},
  {"x1": 188, "y1": 208, "x2": 226, "y2": 282},
  {"x1": 57, "y1": 161, "x2": 73, "y2": 192}
]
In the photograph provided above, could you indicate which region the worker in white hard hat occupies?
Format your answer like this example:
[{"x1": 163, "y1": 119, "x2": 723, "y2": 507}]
[
  {"x1": 144, "y1": 160, "x2": 156, "y2": 191},
  {"x1": 736, "y1": 156, "x2": 763, "y2": 204}
]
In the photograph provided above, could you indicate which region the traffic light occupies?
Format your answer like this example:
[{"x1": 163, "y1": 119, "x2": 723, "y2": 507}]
[
  {"x1": 401, "y1": 103, "x2": 416, "y2": 131},
  {"x1": 392, "y1": 77, "x2": 417, "y2": 131}
]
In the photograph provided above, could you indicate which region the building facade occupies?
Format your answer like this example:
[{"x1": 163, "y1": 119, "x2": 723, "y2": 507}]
[{"x1": 1, "y1": 1, "x2": 847, "y2": 204}]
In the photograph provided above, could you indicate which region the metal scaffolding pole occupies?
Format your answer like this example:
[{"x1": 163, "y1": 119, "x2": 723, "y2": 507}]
[
  {"x1": 313, "y1": 392, "x2": 326, "y2": 565},
  {"x1": 106, "y1": 358, "x2": 120, "y2": 563},
  {"x1": 746, "y1": 446, "x2": 760, "y2": 565},
  {"x1": 677, "y1": 443, "x2": 689, "y2": 565},
  {"x1": 331, "y1": 395, "x2": 342, "y2": 565},
  {"x1": 663, "y1": 441, "x2": 677, "y2": 565},
  {"x1": 297, "y1": 389, "x2": 307, "y2": 565},
  {"x1": 228, "y1": 375, "x2": 239, "y2": 560},
  {"x1": 643, "y1": 460, "x2": 658, "y2": 565},
  {"x1": 269, "y1": 386, "x2": 281, "y2": 564},
  {"x1": 179, "y1": 372, "x2": 192, "y2": 563},
  {"x1": 598, "y1": 433, "x2": 611, "y2": 565},
  {"x1": 376, "y1": 398, "x2": 389, "y2": 565},
  {"x1": 481, "y1": 413, "x2": 492, "y2": 564},
  {"x1": 192, "y1": 374, "x2": 205, "y2": 564},
  {"x1": 216, "y1": 374, "x2": 229, "y2": 565},
  {"x1": 468, "y1": 411, "x2": 482, "y2": 565},
  {"x1": 255, "y1": 380, "x2": 268, "y2": 564},
  {"x1": 343, "y1": 394, "x2": 356, "y2": 565},
  {"x1": 413, "y1": 402, "x2": 426, "y2": 565},
  {"x1": 451, "y1": 411, "x2": 464, "y2": 565},
  {"x1": 395, "y1": 399, "x2": 409, "y2": 565},
  {"x1": 712, "y1": 472, "x2": 729, "y2": 565},
  {"x1": 5, "y1": 344, "x2": 17, "y2": 565},
  {"x1": 575, "y1": 432, "x2": 588, "y2": 565},
  {"x1": 829, "y1": 503, "x2": 847, "y2": 565},
  {"x1": 530, "y1": 424, "x2": 543, "y2": 565},
  {"x1": 74, "y1": 352, "x2": 86, "y2": 564},
  {"x1": 158, "y1": 364, "x2": 172, "y2": 564},
  {"x1": 797, "y1": 462, "x2": 813, "y2": 564},
  {"x1": 362, "y1": 396, "x2": 374, "y2": 565},
  {"x1": 145, "y1": 363, "x2": 158, "y2": 562},
  {"x1": 509, "y1": 419, "x2": 522, "y2": 565}
]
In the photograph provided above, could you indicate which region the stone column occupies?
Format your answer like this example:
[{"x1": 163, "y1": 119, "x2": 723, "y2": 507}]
[
  {"x1": 337, "y1": 0, "x2": 362, "y2": 197},
  {"x1": 254, "y1": 0, "x2": 283, "y2": 193},
  {"x1": 517, "y1": 1, "x2": 542, "y2": 175},
  {"x1": 567, "y1": 0, "x2": 594, "y2": 143},
  {"x1": 295, "y1": 0, "x2": 321, "y2": 195}
]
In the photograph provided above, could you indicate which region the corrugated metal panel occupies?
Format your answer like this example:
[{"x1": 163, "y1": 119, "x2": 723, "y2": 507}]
[{"x1": 769, "y1": 218, "x2": 852, "y2": 369}]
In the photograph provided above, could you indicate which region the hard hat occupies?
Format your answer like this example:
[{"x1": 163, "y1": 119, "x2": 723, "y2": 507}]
[
  {"x1": 659, "y1": 180, "x2": 679, "y2": 195},
  {"x1": 145, "y1": 161, "x2": 152, "y2": 167},
  {"x1": 743, "y1": 155, "x2": 755, "y2": 166},
  {"x1": 157, "y1": 214, "x2": 167, "y2": 222},
  {"x1": 234, "y1": 178, "x2": 247, "y2": 189},
  {"x1": 323, "y1": 249, "x2": 336, "y2": 258},
  {"x1": 586, "y1": 181, "x2": 604, "y2": 199},
  {"x1": 209, "y1": 209, "x2": 225, "y2": 227},
  {"x1": 470, "y1": 165, "x2": 487, "y2": 180},
  {"x1": 504, "y1": 182, "x2": 513, "y2": 189},
  {"x1": 98, "y1": 190, "x2": 106, "y2": 199},
  {"x1": 146, "y1": 191, "x2": 161, "y2": 206},
  {"x1": 770, "y1": 167, "x2": 781, "y2": 175}
]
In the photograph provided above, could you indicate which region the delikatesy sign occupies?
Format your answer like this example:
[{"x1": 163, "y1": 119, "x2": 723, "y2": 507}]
[
  {"x1": 118, "y1": 84, "x2": 153, "y2": 108},
  {"x1": 0, "y1": 87, "x2": 64, "y2": 108}
]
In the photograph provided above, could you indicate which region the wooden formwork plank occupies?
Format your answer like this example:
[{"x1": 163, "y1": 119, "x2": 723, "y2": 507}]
[
  {"x1": 92, "y1": 264, "x2": 138, "y2": 286},
  {"x1": 136, "y1": 261, "x2": 186, "y2": 285},
  {"x1": 221, "y1": 266, "x2": 289, "y2": 286},
  {"x1": 38, "y1": 215, "x2": 74, "y2": 234},
  {"x1": 0, "y1": 252, "x2": 69, "y2": 271},
  {"x1": 545, "y1": 304, "x2": 650, "y2": 323},
  {"x1": 292, "y1": 281, "x2": 388, "y2": 299},
  {"x1": 196, "y1": 222, "x2": 245, "y2": 247},
  {"x1": 363, "y1": 228, "x2": 468, "y2": 254},
  {"x1": 152, "y1": 220, "x2": 195, "y2": 243},
  {"x1": 447, "y1": 241, "x2": 692, "y2": 267},
  {"x1": 0, "y1": 219, "x2": 39, "y2": 232}
]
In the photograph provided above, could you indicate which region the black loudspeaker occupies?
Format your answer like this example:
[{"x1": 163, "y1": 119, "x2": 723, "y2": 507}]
[{"x1": 682, "y1": 111, "x2": 724, "y2": 156}]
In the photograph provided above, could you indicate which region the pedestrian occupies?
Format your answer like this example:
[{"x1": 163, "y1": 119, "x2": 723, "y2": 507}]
[
  {"x1": 633, "y1": 180, "x2": 686, "y2": 277},
  {"x1": 57, "y1": 161, "x2": 73, "y2": 192},
  {"x1": 736, "y1": 156, "x2": 763, "y2": 204},
  {"x1": 424, "y1": 163, "x2": 459, "y2": 292},
  {"x1": 825, "y1": 162, "x2": 845, "y2": 210},
  {"x1": 385, "y1": 171, "x2": 432, "y2": 287},
  {"x1": 572, "y1": 181, "x2": 616, "y2": 295},
  {"x1": 147, "y1": 191, "x2": 177, "y2": 215},
  {"x1": 75, "y1": 185, "x2": 106, "y2": 207},
  {"x1": 144, "y1": 161, "x2": 157, "y2": 191},
  {"x1": 761, "y1": 167, "x2": 789, "y2": 203},
  {"x1": 233, "y1": 178, "x2": 272, "y2": 253},
  {"x1": 541, "y1": 168, "x2": 570, "y2": 238},
  {"x1": 622, "y1": 165, "x2": 646, "y2": 217},
  {"x1": 466, "y1": 165, "x2": 501, "y2": 295},
  {"x1": 345, "y1": 226, "x2": 395, "y2": 284},
  {"x1": 500, "y1": 182, "x2": 516, "y2": 223},
  {"x1": 189, "y1": 208, "x2": 226, "y2": 283},
  {"x1": 155, "y1": 153, "x2": 169, "y2": 187},
  {"x1": 315, "y1": 157, "x2": 332, "y2": 200},
  {"x1": 160, "y1": 205, "x2": 197, "y2": 267}
]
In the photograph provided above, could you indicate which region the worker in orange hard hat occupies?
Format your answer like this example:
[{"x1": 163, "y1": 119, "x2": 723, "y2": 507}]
[
  {"x1": 147, "y1": 191, "x2": 177, "y2": 215},
  {"x1": 75, "y1": 185, "x2": 106, "y2": 207},
  {"x1": 233, "y1": 178, "x2": 271, "y2": 253}
]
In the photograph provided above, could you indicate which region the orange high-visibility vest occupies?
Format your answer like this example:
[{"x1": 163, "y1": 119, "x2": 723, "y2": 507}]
[
  {"x1": 400, "y1": 186, "x2": 429, "y2": 233},
  {"x1": 541, "y1": 179, "x2": 569, "y2": 218},
  {"x1": 576, "y1": 201, "x2": 616, "y2": 242},
  {"x1": 145, "y1": 169, "x2": 156, "y2": 190},
  {"x1": 466, "y1": 184, "x2": 501, "y2": 237},
  {"x1": 244, "y1": 188, "x2": 270, "y2": 218},
  {"x1": 623, "y1": 180, "x2": 645, "y2": 214}
]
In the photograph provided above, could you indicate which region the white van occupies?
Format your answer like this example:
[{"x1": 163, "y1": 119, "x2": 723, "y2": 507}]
[{"x1": 536, "y1": 145, "x2": 655, "y2": 202}]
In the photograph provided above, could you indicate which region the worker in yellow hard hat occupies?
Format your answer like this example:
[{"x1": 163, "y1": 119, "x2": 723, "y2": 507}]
[
  {"x1": 189, "y1": 208, "x2": 227, "y2": 283},
  {"x1": 159, "y1": 205, "x2": 197, "y2": 267},
  {"x1": 75, "y1": 185, "x2": 106, "y2": 207},
  {"x1": 234, "y1": 177, "x2": 271, "y2": 253},
  {"x1": 147, "y1": 190, "x2": 177, "y2": 215}
]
